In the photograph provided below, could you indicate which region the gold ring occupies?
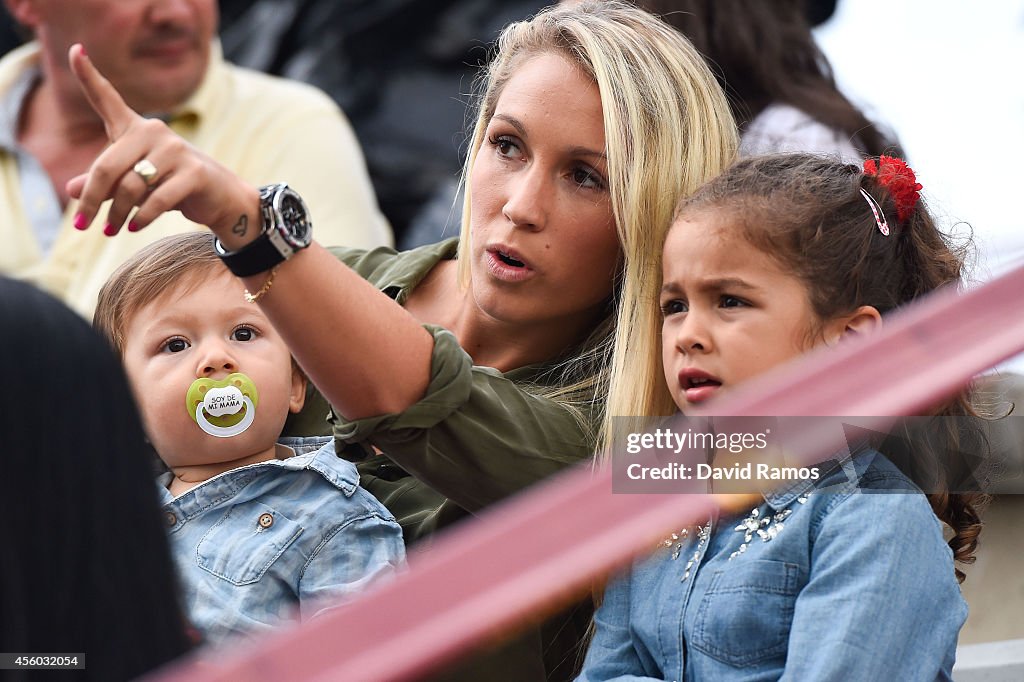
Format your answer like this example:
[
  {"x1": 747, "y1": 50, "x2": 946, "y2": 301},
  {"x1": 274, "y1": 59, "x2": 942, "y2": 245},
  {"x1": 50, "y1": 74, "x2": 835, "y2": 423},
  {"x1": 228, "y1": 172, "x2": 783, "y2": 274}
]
[{"x1": 132, "y1": 158, "x2": 159, "y2": 187}]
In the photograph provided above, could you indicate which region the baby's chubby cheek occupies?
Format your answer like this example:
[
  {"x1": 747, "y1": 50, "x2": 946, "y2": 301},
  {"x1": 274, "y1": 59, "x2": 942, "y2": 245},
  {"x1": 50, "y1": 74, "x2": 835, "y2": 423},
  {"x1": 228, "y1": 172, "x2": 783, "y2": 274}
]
[{"x1": 129, "y1": 383, "x2": 211, "y2": 465}]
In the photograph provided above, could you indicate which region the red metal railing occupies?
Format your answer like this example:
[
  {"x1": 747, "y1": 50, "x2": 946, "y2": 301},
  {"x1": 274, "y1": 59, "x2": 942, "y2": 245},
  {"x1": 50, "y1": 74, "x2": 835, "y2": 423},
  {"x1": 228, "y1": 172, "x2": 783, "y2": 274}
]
[{"x1": 145, "y1": 263, "x2": 1024, "y2": 682}]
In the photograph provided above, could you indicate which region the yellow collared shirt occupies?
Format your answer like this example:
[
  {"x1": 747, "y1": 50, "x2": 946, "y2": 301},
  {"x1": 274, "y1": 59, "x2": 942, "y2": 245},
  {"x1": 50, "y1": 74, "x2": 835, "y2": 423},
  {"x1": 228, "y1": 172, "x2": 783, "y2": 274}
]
[{"x1": 0, "y1": 41, "x2": 393, "y2": 316}]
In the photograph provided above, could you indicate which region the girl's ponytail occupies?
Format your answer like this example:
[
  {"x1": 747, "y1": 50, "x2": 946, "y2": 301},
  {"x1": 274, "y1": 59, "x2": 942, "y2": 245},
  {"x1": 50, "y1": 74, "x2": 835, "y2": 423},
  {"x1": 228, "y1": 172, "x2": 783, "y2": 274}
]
[{"x1": 862, "y1": 156, "x2": 989, "y2": 583}]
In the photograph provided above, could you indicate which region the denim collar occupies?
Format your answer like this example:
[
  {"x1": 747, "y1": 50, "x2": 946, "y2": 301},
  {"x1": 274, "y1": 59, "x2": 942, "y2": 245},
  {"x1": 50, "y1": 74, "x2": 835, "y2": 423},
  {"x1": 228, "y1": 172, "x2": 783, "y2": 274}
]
[{"x1": 157, "y1": 437, "x2": 357, "y2": 510}]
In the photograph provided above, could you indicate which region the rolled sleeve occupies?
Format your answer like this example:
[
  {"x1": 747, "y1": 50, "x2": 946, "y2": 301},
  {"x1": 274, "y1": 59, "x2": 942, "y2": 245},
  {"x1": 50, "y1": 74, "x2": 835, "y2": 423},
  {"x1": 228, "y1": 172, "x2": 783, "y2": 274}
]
[
  {"x1": 332, "y1": 325, "x2": 473, "y2": 439},
  {"x1": 331, "y1": 324, "x2": 596, "y2": 512}
]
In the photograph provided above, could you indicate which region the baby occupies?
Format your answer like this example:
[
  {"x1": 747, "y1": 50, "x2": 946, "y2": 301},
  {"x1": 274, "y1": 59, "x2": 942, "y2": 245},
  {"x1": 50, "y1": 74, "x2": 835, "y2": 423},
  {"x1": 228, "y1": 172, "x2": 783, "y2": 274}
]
[{"x1": 94, "y1": 232, "x2": 404, "y2": 645}]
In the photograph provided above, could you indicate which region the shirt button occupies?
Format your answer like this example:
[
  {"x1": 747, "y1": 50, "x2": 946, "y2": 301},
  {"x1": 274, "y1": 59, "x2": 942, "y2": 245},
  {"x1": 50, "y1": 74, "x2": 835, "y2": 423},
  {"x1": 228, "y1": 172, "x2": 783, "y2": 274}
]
[
  {"x1": 258, "y1": 513, "x2": 274, "y2": 529},
  {"x1": 165, "y1": 512, "x2": 177, "y2": 527}
]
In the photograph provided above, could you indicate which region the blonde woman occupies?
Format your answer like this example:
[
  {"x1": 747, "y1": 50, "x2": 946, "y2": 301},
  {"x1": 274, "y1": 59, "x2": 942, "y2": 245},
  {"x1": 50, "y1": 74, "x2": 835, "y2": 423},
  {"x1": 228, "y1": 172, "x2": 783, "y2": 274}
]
[{"x1": 68, "y1": 2, "x2": 737, "y2": 677}]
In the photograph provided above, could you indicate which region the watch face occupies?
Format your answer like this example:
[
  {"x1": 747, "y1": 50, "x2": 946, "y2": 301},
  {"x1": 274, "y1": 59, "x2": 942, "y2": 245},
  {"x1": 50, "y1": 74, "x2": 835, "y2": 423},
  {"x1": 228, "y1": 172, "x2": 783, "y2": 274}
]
[{"x1": 278, "y1": 192, "x2": 313, "y2": 248}]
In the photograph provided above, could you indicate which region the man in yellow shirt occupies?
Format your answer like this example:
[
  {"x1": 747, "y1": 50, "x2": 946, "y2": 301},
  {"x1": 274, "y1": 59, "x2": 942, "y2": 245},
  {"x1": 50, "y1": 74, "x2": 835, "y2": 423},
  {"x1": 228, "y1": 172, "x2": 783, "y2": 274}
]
[{"x1": 0, "y1": 0, "x2": 392, "y2": 316}]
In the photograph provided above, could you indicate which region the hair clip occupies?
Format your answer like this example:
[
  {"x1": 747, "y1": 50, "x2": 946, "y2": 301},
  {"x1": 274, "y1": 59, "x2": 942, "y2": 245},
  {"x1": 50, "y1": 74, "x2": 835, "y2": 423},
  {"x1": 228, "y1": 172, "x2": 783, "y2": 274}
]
[
  {"x1": 186, "y1": 373, "x2": 259, "y2": 438},
  {"x1": 863, "y1": 155, "x2": 923, "y2": 223},
  {"x1": 859, "y1": 188, "x2": 889, "y2": 236}
]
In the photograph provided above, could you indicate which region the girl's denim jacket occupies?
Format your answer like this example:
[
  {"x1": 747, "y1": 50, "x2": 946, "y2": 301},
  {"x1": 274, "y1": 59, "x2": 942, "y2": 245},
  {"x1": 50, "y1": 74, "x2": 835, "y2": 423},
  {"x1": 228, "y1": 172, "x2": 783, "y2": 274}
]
[
  {"x1": 579, "y1": 450, "x2": 966, "y2": 681},
  {"x1": 157, "y1": 436, "x2": 405, "y2": 645}
]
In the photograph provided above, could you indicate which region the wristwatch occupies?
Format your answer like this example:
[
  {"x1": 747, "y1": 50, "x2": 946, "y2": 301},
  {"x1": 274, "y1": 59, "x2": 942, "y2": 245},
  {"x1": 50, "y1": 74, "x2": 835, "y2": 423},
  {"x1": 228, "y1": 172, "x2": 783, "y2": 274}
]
[{"x1": 215, "y1": 183, "x2": 313, "y2": 277}]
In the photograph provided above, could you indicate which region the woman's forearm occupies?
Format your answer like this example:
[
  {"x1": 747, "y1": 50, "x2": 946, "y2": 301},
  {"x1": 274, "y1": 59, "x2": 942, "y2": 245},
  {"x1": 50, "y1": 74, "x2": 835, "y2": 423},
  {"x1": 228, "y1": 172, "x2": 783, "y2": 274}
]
[{"x1": 241, "y1": 242, "x2": 434, "y2": 420}]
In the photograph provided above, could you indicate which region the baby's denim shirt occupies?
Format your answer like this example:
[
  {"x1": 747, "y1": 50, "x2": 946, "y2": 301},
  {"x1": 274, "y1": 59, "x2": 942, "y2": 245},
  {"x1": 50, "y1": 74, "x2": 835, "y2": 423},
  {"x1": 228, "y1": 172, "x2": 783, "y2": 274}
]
[
  {"x1": 580, "y1": 450, "x2": 967, "y2": 681},
  {"x1": 157, "y1": 436, "x2": 405, "y2": 645}
]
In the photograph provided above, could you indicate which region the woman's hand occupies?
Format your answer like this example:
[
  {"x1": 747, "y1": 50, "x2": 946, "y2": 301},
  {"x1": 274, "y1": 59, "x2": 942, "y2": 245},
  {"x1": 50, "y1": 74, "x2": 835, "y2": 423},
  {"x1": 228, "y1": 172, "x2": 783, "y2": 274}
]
[
  {"x1": 65, "y1": 47, "x2": 434, "y2": 422},
  {"x1": 65, "y1": 43, "x2": 259, "y2": 249}
]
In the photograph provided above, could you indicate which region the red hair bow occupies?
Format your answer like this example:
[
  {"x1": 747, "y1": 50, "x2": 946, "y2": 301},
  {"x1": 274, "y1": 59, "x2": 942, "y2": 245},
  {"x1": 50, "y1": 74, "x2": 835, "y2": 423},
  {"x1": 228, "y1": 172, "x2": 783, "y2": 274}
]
[{"x1": 863, "y1": 156, "x2": 923, "y2": 223}]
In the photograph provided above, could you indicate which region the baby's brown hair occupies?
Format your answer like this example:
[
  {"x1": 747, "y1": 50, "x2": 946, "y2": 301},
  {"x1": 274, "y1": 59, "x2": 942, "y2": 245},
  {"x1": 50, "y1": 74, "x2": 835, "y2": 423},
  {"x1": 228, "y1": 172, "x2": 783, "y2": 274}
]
[{"x1": 94, "y1": 232, "x2": 228, "y2": 355}]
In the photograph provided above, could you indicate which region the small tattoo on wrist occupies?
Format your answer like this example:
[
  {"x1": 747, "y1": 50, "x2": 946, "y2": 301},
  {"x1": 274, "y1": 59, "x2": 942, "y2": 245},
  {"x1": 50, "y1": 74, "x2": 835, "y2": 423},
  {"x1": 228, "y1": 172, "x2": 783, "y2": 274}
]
[{"x1": 231, "y1": 214, "x2": 248, "y2": 237}]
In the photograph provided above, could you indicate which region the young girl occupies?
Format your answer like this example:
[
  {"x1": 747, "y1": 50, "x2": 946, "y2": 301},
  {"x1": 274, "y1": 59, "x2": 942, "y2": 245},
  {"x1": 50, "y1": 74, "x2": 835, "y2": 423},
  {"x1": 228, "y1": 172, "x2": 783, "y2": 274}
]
[{"x1": 580, "y1": 153, "x2": 985, "y2": 681}]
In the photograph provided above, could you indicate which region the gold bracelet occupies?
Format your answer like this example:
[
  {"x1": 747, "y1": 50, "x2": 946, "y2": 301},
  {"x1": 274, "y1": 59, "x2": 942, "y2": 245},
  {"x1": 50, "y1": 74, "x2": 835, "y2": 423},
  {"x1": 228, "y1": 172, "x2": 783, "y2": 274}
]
[{"x1": 243, "y1": 265, "x2": 279, "y2": 304}]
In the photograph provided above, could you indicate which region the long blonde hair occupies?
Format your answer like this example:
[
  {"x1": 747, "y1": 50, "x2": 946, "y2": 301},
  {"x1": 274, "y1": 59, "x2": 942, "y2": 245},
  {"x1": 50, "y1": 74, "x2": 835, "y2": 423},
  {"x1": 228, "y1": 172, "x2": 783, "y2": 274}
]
[{"x1": 457, "y1": 1, "x2": 738, "y2": 443}]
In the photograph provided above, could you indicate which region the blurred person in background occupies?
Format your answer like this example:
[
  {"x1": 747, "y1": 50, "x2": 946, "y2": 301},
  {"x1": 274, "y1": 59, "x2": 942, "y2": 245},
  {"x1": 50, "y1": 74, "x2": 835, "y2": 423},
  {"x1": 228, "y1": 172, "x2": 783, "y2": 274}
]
[
  {"x1": 0, "y1": 3, "x2": 19, "y2": 56},
  {"x1": 0, "y1": 276, "x2": 192, "y2": 681},
  {"x1": 628, "y1": 0, "x2": 900, "y2": 161},
  {"x1": 0, "y1": 0, "x2": 391, "y2": 316},
  {"x1": 218, "y1": 0, "x2": 546, "y2": 249}
]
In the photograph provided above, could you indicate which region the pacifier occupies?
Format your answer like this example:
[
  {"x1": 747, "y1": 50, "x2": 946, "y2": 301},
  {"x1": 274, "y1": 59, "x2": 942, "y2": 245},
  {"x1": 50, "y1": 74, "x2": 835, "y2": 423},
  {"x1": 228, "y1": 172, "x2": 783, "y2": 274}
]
[{"x1": 186, "y1": 373, "x2": 259, "y2": 438}]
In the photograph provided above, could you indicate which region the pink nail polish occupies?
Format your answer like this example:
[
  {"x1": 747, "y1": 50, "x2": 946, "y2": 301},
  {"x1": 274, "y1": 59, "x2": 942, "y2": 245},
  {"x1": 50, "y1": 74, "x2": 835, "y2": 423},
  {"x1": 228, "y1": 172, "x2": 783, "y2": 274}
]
[
  {"x1": 80, "y1": 45, "x2": 87, "y2": 57},
  {"x1": 103, "y1": 222, "x2": 117, "y2": 236},
  {"x1": 73, "y1": 212, "x2": 87, "y2": 230},
  {"x1": 128, "y1": 221, "x2": 140, "y2": 232}
]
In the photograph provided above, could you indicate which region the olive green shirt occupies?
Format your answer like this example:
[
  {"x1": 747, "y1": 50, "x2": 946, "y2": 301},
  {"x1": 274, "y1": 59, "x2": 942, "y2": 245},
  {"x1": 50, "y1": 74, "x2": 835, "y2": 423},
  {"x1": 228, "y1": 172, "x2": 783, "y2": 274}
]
[{"x1": 283, "y1": 239, "x2": 597, "y2": 681}]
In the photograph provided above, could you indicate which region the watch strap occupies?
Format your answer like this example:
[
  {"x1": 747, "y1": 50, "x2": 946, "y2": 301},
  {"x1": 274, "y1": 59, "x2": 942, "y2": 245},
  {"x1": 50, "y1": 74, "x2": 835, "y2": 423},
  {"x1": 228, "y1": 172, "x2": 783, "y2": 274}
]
[
  {"x1": 215, "y1": 230, "x2": 291, "y2": 278},
  {"x1": 215, "y1": 184, "x2": 305, "y2": 277}
]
